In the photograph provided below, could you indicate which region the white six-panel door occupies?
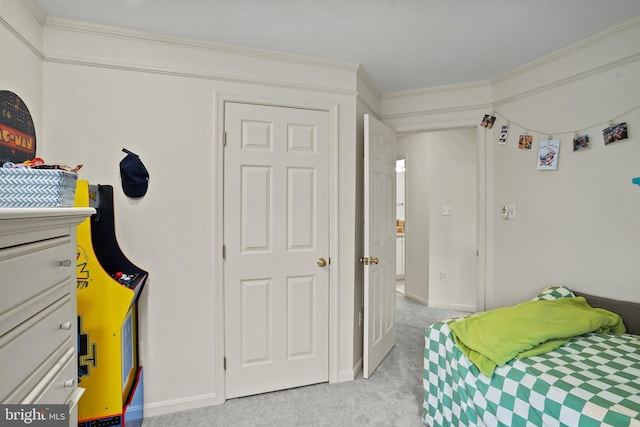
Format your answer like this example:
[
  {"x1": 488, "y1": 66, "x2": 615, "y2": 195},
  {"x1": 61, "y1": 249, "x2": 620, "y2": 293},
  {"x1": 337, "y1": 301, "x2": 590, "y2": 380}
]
[
  {"x1": 223, "y1": 102, "x2": 330, "y2": 398},
  {"x1": 363, "y1": 114, "x2": 397, "y2": 378}
]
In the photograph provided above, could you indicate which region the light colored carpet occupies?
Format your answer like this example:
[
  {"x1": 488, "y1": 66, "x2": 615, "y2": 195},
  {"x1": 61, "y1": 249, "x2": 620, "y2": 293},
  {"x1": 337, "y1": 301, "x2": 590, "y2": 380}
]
[{"x1": 142, "y1": 294, "x2": 469, "y2": 427}]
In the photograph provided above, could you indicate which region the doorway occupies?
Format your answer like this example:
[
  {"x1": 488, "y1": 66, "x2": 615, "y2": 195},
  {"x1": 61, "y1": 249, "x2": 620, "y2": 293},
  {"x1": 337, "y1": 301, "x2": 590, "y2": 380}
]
[
  {"x1": 395, "y1": 157, "x2": 406, "y2": 295},
  {"x1": 397, "y1": 129, "x2": 477, "y2": 310}
]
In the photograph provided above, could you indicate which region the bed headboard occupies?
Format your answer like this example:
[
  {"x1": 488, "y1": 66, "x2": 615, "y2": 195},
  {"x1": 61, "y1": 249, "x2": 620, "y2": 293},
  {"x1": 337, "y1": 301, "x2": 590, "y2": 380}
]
[{"x1": 574, "y1": 291, "x2": 640, "y2": 336}]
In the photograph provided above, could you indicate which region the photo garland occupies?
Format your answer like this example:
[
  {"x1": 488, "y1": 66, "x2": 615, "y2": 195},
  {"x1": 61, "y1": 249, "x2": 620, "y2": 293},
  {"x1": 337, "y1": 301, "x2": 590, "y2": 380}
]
[{"x1": 480, "y1": 112, "x2": 634, "y2": 171}]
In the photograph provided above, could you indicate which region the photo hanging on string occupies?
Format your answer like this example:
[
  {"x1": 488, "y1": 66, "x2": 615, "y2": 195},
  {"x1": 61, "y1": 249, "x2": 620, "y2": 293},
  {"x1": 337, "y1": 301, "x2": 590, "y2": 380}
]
[
  {"x1": 602, "y1": 122, "x2": 628, "y2": 145},
  {"x1": 499, "y1": 125, "x2": 509, "y2": 144},
  {"x1": 573, "y1": 134, "x2": 589, "y2": 151},
  {"x1": 538, "y1": 139, "x2": 560, "y2": 170},
  {"x1": 480, "y1": 114, "x2": 496, "y2": 129},
  {"x1": 518, "y1": 135, "x2": 532, "y2": 150}
]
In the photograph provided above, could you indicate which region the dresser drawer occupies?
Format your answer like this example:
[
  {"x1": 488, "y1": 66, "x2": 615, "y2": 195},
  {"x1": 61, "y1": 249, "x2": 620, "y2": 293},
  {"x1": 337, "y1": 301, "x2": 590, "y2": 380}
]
[
  {"x1": 0, "y1": 295, "x2": 74, "y2": 401},
  {"x1": 0, "y1": 236, "x2": 74, "y2": 335},
  {"x1": 29, "y1": 347, "x2": 77, "y2": 406}
]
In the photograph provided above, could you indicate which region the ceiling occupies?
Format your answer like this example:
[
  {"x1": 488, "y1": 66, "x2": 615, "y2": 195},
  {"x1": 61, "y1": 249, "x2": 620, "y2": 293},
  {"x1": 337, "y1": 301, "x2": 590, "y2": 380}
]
[{"x1": 31, "y1": 0, "x2": 640, "y2": 93}]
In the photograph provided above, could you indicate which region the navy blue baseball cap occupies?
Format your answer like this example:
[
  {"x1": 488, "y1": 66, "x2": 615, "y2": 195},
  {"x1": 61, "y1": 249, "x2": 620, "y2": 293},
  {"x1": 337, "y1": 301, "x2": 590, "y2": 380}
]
[{"x1": 119, "y1": 148, "x2": 149, "y2": 198}]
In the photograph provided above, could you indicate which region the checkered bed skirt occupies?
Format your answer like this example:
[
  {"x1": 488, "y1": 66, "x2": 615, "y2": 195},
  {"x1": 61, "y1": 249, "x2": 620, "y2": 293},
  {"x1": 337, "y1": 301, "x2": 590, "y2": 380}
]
[
  {"x1": 423, "y1": 321, "x2": 640, "y2": 426},
  {"x1": 0, "y1": 168, "x2": 77, "y2": 207}
]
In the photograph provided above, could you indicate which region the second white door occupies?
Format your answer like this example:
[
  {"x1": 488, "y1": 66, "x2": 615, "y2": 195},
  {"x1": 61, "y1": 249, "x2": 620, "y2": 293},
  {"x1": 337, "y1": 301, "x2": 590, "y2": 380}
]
[
  {"x1": 223, "y1": 102, "x2": 330, "y2": 399},
  {"x1": 363, "y1": 114, "x2": 397, "y2": 378}
]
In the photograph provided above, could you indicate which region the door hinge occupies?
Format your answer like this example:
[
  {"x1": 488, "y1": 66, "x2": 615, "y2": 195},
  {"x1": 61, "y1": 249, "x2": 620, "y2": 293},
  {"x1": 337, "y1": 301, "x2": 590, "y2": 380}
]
[
  {"x1": 223, "y1": 132, "x2": 227, "y2": 147},
  {"x1": 222, "y1": 244, "x2": 226, "y2": 259},
  {"x1": 224, "y1": 356, "x2": 227, "y2": 371}
]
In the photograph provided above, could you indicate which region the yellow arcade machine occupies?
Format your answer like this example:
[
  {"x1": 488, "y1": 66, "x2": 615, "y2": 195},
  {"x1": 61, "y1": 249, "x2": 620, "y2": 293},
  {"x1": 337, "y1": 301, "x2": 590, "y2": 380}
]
[{"x1": 75, "y1": 180, "x2": 147, "y2": 427}]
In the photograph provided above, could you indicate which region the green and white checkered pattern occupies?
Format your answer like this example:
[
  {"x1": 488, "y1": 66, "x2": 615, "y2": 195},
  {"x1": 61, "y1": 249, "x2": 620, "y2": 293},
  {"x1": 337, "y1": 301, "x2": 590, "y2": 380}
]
[
  {"x1": 532, "y1": 285, "x2": 575, "y2": 301},
  {"x1": 423, "y1": 321, "x2": 640, "y2": 427}
]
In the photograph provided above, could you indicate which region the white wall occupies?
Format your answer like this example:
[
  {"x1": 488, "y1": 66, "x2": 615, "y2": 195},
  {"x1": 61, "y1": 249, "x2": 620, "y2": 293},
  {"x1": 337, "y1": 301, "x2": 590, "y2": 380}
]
[
  {"x1": 0, "y1": 0, "x2": 43, "y2": 148},
  {"x1": 395, "y1": 135, "x2": 429, "y2": 303},
  {"x1": 39, "y1": 42, "x2": 359, "y2": 417},
  {"x1": 426, "y1": 129, "x2": 477, "y2": 311},
  {"x1": 485, "y1": 17, "x2": 640, "y2": 308},
  {"x1": 385, "y1": 16, "x2": 640, "y2": 310},
  {"x1": 0, "y1": 6, "x2": 363, "y2": 416},
  {"x1": 397, "y1": 129, "x2": 477, "y2": 311}
]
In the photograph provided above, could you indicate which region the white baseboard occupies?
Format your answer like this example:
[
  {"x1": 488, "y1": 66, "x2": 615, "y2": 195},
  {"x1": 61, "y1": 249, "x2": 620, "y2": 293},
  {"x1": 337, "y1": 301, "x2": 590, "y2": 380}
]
[
  {"x1": 337, "y1": 364, "x2": 358, "y2": 383},
  {"x1": 351, "y1": 358, "x2": 363, "y2": 380},
  {"x1": 427, "y1": 300, "x2": 475, "y2": 313},
  {"x1": 403, "y1": 292, "x2": 428, "y2": 305},
  {"x1": 144, "y1": 392, "x2": 219, "y2": 418}
]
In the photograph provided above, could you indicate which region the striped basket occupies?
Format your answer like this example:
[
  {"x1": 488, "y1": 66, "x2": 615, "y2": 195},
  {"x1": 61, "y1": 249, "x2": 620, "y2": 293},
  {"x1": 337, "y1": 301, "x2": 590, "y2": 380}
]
[{"x1": 0, "y1": 168, "x2": 78, "y2": 208}]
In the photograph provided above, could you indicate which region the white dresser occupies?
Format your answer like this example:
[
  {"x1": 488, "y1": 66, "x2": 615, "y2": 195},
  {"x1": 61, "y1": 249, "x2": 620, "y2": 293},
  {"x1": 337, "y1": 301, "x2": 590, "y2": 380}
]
[{"x1": 0, "y1": 208, "x2": 94, "y2": 426}]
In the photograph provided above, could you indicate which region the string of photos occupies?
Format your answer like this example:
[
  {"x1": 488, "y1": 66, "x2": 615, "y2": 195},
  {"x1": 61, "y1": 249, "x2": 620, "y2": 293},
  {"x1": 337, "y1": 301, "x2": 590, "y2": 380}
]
[{"x1": 479, "y1": 104, "x2": 640, "y2": 172}]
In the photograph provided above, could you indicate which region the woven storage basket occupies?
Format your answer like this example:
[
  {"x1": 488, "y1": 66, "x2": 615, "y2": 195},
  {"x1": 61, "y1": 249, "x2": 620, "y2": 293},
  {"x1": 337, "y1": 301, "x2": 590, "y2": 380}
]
[{"x1": 0, "y1": 168, "x2": 78, "y2": 208}]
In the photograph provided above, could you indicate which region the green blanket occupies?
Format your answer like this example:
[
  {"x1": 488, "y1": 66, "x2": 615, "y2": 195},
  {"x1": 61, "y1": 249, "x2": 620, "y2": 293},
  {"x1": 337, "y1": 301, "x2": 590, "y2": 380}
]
[{"x1": 449, "y1": 297, "x2": 626, "y2": 377}]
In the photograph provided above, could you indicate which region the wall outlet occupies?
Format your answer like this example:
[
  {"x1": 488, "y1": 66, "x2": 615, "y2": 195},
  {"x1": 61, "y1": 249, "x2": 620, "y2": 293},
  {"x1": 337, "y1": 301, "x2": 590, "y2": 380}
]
[
  {"x1": 441, "y1": 205, "x2": 452, "y2": 216},
  {"x1": 501, "y1": 204, "x2": 517, "y2": 220}
]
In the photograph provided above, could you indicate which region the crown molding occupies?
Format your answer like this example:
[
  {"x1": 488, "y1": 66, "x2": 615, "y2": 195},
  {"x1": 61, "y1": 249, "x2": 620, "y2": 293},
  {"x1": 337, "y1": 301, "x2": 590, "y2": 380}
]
[
  {"x1": 44, "y1": 17, "x2": 359, "y2": 74},
  {"x1": 493, "y1": 51, "x2": 640, "y2": 107},
  {"x1": 356, "y1": 67, "x2": 381, "y2": 99},
  {"x1": 18, "y1": 0, "x2": 46, "y2": 25},
  {"x1": 381, "y1": 80, "x2": 491, "y2": 100},
  {"x1": 44, "y1": 55, "x2": 357, "y2": 97},
  {"x1": 391, "y1": 119, "x2": 478, "y2": 135},
  {"x1": 1, "y1": 0, "x2": 44, "y2": 60},
  {"x1": 381, "y1": 101, "x2": 491, "y2": 121},
  {"x1": 493, "y1": 15, "x2": 640, "y2": 85}
]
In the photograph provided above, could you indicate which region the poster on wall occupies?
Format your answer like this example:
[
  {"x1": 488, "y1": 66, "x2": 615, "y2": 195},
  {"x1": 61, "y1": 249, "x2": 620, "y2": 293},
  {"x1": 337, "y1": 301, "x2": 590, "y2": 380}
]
[
  {"x1": 518, "y1": 134, "x2": 532, "y2": 150},
  {"x1": 573, "y1": 134, "x2": 590, "y2": 151},
  {"x1": 602, "y1": 122, "x2": 628, "y2": 145},
  {"x1": 0, "y1": 90, "x2": 36, "y2": 166},
  {"x1": 537, "y1": 139, "x2": 560, "y2": 170}
]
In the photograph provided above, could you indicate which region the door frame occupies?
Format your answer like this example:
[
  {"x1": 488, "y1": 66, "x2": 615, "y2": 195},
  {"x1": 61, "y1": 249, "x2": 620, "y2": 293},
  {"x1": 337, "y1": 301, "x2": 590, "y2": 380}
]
[
  {"x1": 212, "y1": 92, "x2": 341, "y2": 403},
  {"x1": 396, "y1": 125, "x2": 486, "y2": 312},
  {"x1": 395, "y1": 154, "x2": 406, "y2": 284}
]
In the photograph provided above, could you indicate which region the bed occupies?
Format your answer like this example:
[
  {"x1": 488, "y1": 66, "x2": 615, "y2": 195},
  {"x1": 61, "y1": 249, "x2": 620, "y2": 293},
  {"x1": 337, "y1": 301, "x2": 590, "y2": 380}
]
[{"x1": 422, "y1": 286, "x2": 640, "y2": 427}]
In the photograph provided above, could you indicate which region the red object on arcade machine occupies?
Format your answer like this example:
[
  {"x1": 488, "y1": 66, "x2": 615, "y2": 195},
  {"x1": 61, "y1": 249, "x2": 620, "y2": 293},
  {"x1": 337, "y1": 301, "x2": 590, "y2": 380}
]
[{"x1": 75, "y1": 181, "x2": 147, "y2": 427}]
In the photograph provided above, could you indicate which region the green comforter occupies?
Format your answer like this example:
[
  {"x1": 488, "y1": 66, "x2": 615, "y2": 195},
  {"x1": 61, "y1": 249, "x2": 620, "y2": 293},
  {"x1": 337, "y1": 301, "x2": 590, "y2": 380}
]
[{"x1": 449, "y1": 296, "x2": 626, "y2": 377}]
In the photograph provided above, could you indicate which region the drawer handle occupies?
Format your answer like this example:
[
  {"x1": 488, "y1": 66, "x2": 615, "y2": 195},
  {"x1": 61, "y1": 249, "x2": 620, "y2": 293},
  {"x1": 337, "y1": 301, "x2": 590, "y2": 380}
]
[
  {"x1": 64, "y1": 379, "x2": 75, "y2": 387},
  {"x1": 60, "y1": 322, "x2": 72, "y2": 330},
  {"x1": 59, "y1": 259, "x2": 73, "y2": 267}
]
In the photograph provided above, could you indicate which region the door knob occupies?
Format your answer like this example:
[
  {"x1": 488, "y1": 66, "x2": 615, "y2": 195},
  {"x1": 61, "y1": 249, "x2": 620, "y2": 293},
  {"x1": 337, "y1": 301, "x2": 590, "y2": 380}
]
[
  {"x1": 359, "y1": 257, "x2": 369, "y2": 265},
  {"x1": 317, "y1": 258, "x2": 327, "y2": 267},
  {"x1": 370, "y1": 257, "x2": 379, "y2": 265}
]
